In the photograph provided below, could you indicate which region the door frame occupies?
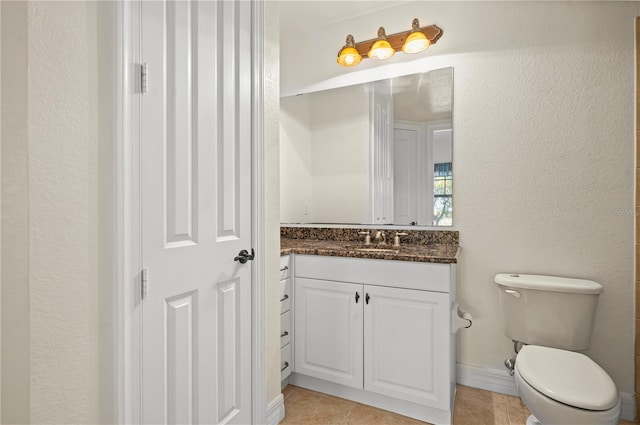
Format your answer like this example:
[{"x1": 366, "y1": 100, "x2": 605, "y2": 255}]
[{"x1": 114, "y1": 1, "x2": 265, "y2": 423}]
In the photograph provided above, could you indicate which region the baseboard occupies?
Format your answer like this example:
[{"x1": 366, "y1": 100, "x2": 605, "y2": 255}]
[
  {"x1": 265, "y1": 394, "x2": 285, "y2": 425},
  {"x1": 620, "y1": 392, "x2": 636, "y2": 422},
  {"x1": 456, "y1": 363, "x2": 636, "y2": 421},
  {"x1": 456, "y1": 363, "x2": 518, "y2": 396},
  {"x1": 281, "y1": 377, "x2": 290, "y2": 390}
]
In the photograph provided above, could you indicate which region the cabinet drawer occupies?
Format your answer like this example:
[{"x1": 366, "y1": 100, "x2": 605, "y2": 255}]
[
  {"x1": 280, "y1": 278, "x2": 291, "y2": 313},
  {"x1": 280, "y1": 310, "x2": 291, "y2": 348},
  {"x1": 281, "y1": 343, "x2": 292, "y2": 381},
  {"x1": 295, "y1": 255, "x2": 451, "y2": 292},
  {"x1": 280, "y1": 255, "x2": 291, "y2": 280}
]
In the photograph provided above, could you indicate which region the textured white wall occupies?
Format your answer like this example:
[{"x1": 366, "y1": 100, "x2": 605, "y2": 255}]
[
  {"x1": 280, "y1": 85, "x2": 371, "y2": 224},
  {"x1": 279, "y1": 1, "x2": 639, "y2": 394},
  {"x1": 1, "y1": 2, "x2": 116, "y2": 422},
  {"x1": 1, "y1": 2, "x2": 30, "y2": 422},
  {"x1": 310, "y1": 86, "x2": 371, "y2": 223},
  {"x1": 27, "y1": 2, "x2": 100, "y2": 422},
  {"x1": 280, "y1": 95, "x2": 313, "y2": 223},
  {"x1": 264, "y1": 1, "x2": 283, "y2": 406}
]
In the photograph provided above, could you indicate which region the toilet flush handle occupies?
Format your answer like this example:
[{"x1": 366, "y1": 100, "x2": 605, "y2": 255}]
[{"x1": 505, "y1": 289, "x2": 521, "y2": 298}]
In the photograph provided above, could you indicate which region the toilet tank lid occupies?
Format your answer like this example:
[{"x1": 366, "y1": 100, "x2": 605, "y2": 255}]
[{"x1": 494, "y1": 274, "x2": 603, "y2": 294}]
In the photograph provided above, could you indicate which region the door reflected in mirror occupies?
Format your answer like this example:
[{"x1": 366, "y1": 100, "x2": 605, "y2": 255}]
[{"x1": 280, "y1": 67, "x2": 453, "y2": 227}]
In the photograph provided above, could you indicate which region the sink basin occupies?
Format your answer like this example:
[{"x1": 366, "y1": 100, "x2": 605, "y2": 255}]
[
  {"x1": 344, "y1": 244, "x2": 400, "y2": 253},
  {"x1": 354, "y1": 247, "x2": 400, "y2": 253}
]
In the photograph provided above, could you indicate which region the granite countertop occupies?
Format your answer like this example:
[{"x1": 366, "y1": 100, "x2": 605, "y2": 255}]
[{"x1": 280, "y1": 238, "x2": 459, "y2": 264}]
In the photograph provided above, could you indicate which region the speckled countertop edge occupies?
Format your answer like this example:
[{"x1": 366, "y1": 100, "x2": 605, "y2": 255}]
[{"x1": 280, "y1": 235, "x2": 459, "y2": 264}]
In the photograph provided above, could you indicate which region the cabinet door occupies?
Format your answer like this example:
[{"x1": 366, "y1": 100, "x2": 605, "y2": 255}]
[
  {"x1": 294, "y1": 278, "x2": 364, "y2": 389},
  {"x1": 364, "y1": 286, "x2": 450, "y2": 409}
]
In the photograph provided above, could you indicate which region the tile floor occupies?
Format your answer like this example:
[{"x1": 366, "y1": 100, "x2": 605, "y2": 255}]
[{"x1": 281, "y1": 384, "x2": 636, "y2": 425}]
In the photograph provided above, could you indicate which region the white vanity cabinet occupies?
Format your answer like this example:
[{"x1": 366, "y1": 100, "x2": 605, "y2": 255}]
[
  {"x1": 279, "y1": 255, "x2": 293, "y2": 382},
  {"x1": 289, "y1": 254, "x2": 457, "y2": 425},
  {"x1": 363, "y1": 285, "x2": 449, "y2": 408},
  {"x1": 294, "y1": 278, "x2": 363, "y2": 389}
]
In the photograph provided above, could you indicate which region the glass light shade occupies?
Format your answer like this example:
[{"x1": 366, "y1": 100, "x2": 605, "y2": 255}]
[
  {"x1": 402, "y1": 31, "x2": 430, "y2": 54},
  {"x1": 368, "y1": 39, "x2": 395, "y2": 60},
  {"x1": 337, "y1": 46, "x2": 362, "y2": 66}
]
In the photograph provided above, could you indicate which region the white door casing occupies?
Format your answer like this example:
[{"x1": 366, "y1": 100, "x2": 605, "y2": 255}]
[{"x1": 140, "y1": 1, "x2": 253, "y2": 424}]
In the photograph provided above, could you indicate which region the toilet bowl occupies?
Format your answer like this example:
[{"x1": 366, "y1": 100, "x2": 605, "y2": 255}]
[
  {"x1": 514, "y1": 345, "x2": 620, "y2": 425},
  {"x1": 494, "y1": 274, "x2": 622, "y2": 424}
]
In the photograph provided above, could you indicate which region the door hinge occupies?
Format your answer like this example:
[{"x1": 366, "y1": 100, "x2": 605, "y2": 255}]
[
  {"x1": 141, "y1": 62, "x2": 148, "y2": 94},
  {"x1": 141, "y1": 268, "x2": 149, "y2": 299}
]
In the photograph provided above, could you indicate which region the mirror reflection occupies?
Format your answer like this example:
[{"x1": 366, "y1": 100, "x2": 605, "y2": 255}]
[{"x1": 280, "y1": 67, "x2": 453, "y2": 227}]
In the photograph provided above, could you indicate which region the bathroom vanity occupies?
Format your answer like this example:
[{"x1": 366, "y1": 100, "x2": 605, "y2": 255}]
[{"x1": 279, "y1": 228, "x2": 466, "y2": 425}]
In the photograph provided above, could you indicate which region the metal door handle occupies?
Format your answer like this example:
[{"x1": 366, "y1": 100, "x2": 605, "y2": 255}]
[
  {"x1": 281, "y1": 362, "x2": 289, "y2": 372},
  {"x1": 281, "y1": 331, "x2": 289, "y2": 337},
  {"x1": 280, "y1": 266, "x2": 289, "y2": 272},
  {"x1": 355, "y1": 292, "x2": 360, "y2": 303},
  {"x1": 280, "y1": 294, "x2": 289, "y2": 302},
  {"x1": 234, "y1": 248, "x2": 255, "y2": 264},
  {"x1": 365, "y1": 293, "x2": 370, "y2": 304}
]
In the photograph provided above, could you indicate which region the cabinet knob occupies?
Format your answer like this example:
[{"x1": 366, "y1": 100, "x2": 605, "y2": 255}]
[
  {"x1": 365, "y1": 293, "x2": 370, "y2": 304},
  {"x1": 355, "y1": 292, "x2": 360, "y2": 303}
]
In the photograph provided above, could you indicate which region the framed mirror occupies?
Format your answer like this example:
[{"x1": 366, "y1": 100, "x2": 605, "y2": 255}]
[{"x1": 280, "y1": 67, "x2": 453, "y2": 227}]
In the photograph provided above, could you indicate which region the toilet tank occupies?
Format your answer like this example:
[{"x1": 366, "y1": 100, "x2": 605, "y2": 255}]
[{"x1": 494, "y1": 274, "x2": 603, "y2": 351}]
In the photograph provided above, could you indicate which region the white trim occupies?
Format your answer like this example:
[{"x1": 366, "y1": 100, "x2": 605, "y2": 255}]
[
  {"x1": 456, "y1": 363, "x2": 636, "y2": 421},
  {"x1": 251, "y1": 0, "x2": 266, "y2": 423},
  {"x1": 116, "y1": 1, "x2": 142, "y2": 423},
  {"x1": 456, "y1": 363, "x2": 518, "y2": 396},
  {"x1": 620, "y1": 392, "x2": 636, "y2": 422},
  {"x1": 265, "y1": 394, "x2": 285, "y2": 425},
  {"x1": 290, "y1": 373, "x2": 451, "y2": 424}
]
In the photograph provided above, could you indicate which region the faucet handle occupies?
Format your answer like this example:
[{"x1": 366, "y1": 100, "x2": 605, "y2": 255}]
[
  {"x1": 359, "y1": 231, "x2": 371, "y2": 245},
  {"x1": 393, "y1": 232, "x2": 408, "y2": 247}
]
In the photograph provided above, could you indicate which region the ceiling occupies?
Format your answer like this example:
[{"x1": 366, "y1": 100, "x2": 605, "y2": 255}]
[{"x1": 278, "y1": 0, "x2": 412, "y2": 36}]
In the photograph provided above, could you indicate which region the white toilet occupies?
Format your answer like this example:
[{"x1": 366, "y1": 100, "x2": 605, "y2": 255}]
[{"x1": 494, "y1": 273, "x2": 621, "y2": 425}]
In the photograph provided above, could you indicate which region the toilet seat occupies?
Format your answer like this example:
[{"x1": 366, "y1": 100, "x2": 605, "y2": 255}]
[
  {"x1": 515, "y1": 345, "x2": 618, "y2": 411},
  {"x1": 515, "y1": 367, "x2": 621, "y2": 425}
]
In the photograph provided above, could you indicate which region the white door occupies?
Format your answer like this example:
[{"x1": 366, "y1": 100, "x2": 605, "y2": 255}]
[
  {"x1": 371, "y1": 80, "x2": 394, "y2": 224},
  {"x1": 294, "y1": 278, "x2": 363, "y2": 389},
  {"x1": 363, "y1": 285, "x2": 450, "y2": 409},
  {"x1": 140, "y1": 1, "x2": 254, "y2": 424},
  {"x1": 393, "y1": 128, "x2": 418, "y2": 225}
]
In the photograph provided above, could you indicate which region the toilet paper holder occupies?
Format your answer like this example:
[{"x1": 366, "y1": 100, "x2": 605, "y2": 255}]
[{"x1": 451, "y1": 302, "x2": 473, "y2": 333}]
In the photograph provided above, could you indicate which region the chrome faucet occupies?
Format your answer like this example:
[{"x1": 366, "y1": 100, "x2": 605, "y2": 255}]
[{"x1": 373, "y1": 230, "x2": 387, "y2": 245}]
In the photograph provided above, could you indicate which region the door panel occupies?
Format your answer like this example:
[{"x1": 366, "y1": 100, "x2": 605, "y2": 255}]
[
  {"x1": 393, "y1": 128, "x2": 418, "y2": 225},
  {"x1": 294, "y1": 278, "x2": 363, "y2": 389},
  {"x1": 166, "y1": 292, "x2": 197, "y2": 425},
  {"x1": 141, "y1": 1, "x2": 253, "y2": 424},
  {"x1": 165, "y1": 0, "x2": 198, "y2": 246},
  {"x1": 364, "y1": 286, "x2": 450, "y2": 409}
]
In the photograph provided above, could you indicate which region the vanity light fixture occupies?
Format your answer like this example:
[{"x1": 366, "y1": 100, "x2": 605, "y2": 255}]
[
  {"x1": 368, "y1": 27, "x2": 395, "y2": 60},
  {"x1": 402, "y1": 18, "x2": 430, "y2": 54},
  {"x1": 336, "y1": 34, "x2": 362, "y2": 67},
  {"x1": 336, "y1": 18, "x2": 442, "y2": 67}
]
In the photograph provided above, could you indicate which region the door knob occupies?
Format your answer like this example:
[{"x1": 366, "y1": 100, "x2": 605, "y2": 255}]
[{"x1": 234, "y1": 248, "x2": 255, "y2": 264}]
